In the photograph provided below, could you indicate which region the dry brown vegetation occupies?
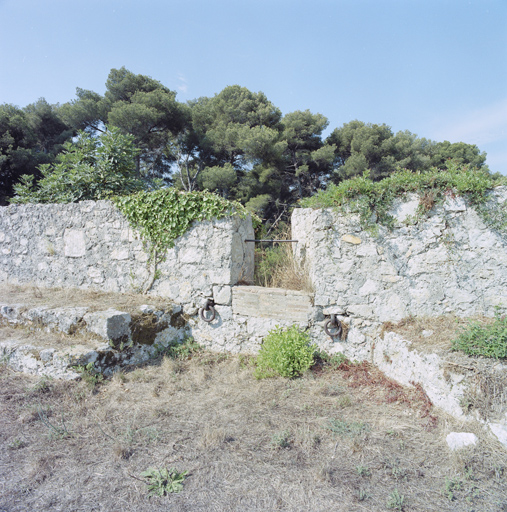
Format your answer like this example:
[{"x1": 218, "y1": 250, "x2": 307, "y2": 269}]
[
  {"x1": 253, "y1": 228, "x2": 313, "y2": 292},
  {"x1": 1, "y1": 344, "x2": 507, "y2": 511},
  {"x1": 0, "y1": 283, "x2": 172, "y2": 315}
]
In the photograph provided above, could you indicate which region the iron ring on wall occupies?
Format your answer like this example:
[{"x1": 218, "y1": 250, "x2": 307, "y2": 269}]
[
  {"x1": 324, "y1": 317, "x2": 342, "y2": 338},
  {"x1": 199, "y1": 299, "x2": 216, "y2": 323}
]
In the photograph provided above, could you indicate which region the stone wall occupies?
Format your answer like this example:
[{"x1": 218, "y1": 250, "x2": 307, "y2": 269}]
[
  {"x1": 0, "y1": 200, "x2": 254, "y2": 310},
  {"x1": 1, "y1": 189, "x2": 506, "y2": 360},
  {"x1": 292, "y1": 186, "x2": 507, "y2": 360}
]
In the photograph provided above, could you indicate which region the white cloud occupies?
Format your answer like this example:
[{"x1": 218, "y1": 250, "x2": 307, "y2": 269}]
[
  {"x1": 431, "y1": 98, "x2": 507, "y2": 146},
  {"x1": 177, "y1": 73, "x2": 188, "y2": 94}
]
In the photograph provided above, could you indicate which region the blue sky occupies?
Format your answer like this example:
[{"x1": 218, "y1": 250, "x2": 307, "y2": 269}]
[{"x1": 1, "y1": 0, "x2": 506, "y2": 173}]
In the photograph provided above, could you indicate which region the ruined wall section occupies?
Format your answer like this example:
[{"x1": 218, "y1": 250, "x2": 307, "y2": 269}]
[
  {"x1": 292, "y1": 186, "x2": 507, "y2": 360},
  {"x1": 0, "y1": 200, "x2": 255, "y2": 310}
]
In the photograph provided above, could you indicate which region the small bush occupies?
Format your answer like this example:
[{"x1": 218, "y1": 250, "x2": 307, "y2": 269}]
[
  {"x1": 254, "y1": 325, "x2": 316, "y2": 379},
  {"x1": 452, "y1": 311, "x2": 507, "y2": 359},
  {"x1": 140, "y1": 467, "x2": 188, "y2": 496},
  {"x1": 164, "y1": 337, "x2": 201, "y2": 360}
]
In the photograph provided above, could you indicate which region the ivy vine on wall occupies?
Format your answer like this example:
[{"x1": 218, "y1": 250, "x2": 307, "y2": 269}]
[{"x1": 113, "y1": 188, "x2": 256, "y2": 293}]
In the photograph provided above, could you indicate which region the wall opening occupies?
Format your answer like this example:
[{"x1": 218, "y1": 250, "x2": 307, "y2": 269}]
[{"x1": 246, "y1": 227, "x2": 313, "y2": 292}]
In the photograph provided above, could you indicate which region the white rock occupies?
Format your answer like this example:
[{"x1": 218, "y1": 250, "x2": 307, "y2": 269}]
[
  {"x1": 446, "y1": 432, "x2": 478, "y2": 450},
  {"x1": 488, "y1": 423, "x2": 507, "y2": 449}
]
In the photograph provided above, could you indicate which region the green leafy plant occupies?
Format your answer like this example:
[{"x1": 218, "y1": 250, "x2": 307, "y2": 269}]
[
  {"x1": 37, "y1": 407, "x2": 72, "y2": 439},
  {"x1": 444, "y1": 476, "x2": 462, "y2": 501},
  {"x1": 270, "y1": 430, "x2": 292, "y2": 449},
  {"x1": 163, "y1": 337, "x2": 202, "y2": 360},
  {"x1": 73, "y1": 362, "x2": 104, "y2": 389},
  {"x1": 300, "y1": 161, "x2": 506, "y2": 233},
  {"x1": 356, "y1": 465, "x2": 371, "y2": 477},
  {"x1": 452, "y1": 310, "x2": 507, "y2": 358},
  {"x1": 386, "y1": 488, "x2": 405, "y2": 510},
  {"x1": 113, "y1": 188, "x2": 258, "y2": 291},
  {"x1": 140, "y1": 467, "x2": 188, "y2": 496},
  {"x1": 326, "y1": 418, "x2": 369, "y2": 437},
  {"x1": 12, "y1": 128, "x2": 146, "y2": 204},
  {"x1": 254, "y1": 325, "x2": 316, "y2": 379}
]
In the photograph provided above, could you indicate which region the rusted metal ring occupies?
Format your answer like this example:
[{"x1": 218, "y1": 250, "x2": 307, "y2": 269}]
[
  {"x1": 324, "y1": 315, "x2": 342, "y2": 338},
  {"x1": 199, "y1": 299, "x2": 216, "y2": 323}
]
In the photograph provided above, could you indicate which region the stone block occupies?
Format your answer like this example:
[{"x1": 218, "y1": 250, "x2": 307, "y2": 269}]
[
  {"x1": 341, "y1": 234, "x2": 361, "y2": 245},
  {"x1": 64, "y1": 229, "x2": 86, "y2": 258},
  {"x1": 83, "y1": 309, "x2": 131, "y2": 342},
  {"x1": 213, "y1": 285, "x2": 232, "y2": 305}
]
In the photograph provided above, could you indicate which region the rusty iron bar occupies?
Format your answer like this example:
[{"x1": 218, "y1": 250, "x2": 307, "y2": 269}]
[{"x1": 244, "y1": 239, "x2": 298, "y2": 243}]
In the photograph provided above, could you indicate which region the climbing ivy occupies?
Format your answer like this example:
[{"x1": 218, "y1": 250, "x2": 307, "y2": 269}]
[
  {"x1": 113, "y1": 188, "x2": 255, "y2": 258},
  {"x1": 300, "y1": 161, "x2": 507, "y2": 232}
]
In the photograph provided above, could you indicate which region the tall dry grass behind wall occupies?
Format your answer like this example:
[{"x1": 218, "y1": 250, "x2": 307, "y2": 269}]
[{"x1": 253, "y1": 228, "x2": 313, "y2": 292}]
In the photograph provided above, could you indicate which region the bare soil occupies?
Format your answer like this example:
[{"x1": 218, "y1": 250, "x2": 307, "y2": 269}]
[{"x1": 1, "y1": 343, "x2": 506, "y2": 511}]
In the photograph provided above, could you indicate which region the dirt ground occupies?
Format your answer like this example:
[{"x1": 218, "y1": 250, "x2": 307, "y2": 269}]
[{"x1": 1, "y1": 338, "x2": 506, "y2": 512}]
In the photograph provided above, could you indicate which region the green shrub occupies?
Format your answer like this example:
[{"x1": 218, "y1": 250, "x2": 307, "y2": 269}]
[
  {"x1": 452, "y1": 311, "x2": 507, "y2": 359},
  {"x1": 299, "y1": 161, "x2": 506, "y2": 232},
  {"x1": 254, "y1": 325, "x2": 316, "y2": 379},
  {"x1": 140, "y1": 467, "x2": 188, "y2": 496}
]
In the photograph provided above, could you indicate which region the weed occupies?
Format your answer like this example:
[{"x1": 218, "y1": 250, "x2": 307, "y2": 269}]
[
  {"x1": 315, "y1": 350, "x2": 349, "y2": 370},
  {"x1": 336, "y1": 395, "x2": 352, "y2": 408},
  {"x1": 383, "y1": 458, "x2": 408, "y2": 481},
  {"x1": 271, "y1": 430, "x2": 292, "y2": 449},
  {"x1": 73, "y1": 362, "x2": 104, "y2": 389},
  {"x1": 326, "y1": 418, "x2": 369, "y2": 437},
  {"x1": 29, "y1": 377, "x2": 52, "y2": 394},
  {"x1": 253, "y1": 227, "x2": 313, "y2": 291},
  {"x1": 300, "y1": 161, "x2": 505, "y2": 233},
  {"x1": 444, "y1": 476, "x2": 462, "y2": 501},
  {"x1": 386, "y1": 488, "x2": 405, "y2": 510},
  {"x1": 358, "y1": 489, "x2": 370, "y2": 501},
  {"x1": 255, "y1": 325, "x2": 316, "y2": 379},
  {"x1": 8, "y1": 438, "x2": 26, "y2": 450},
  {"x1": 356, "y1": 465, "x2": 371, "y2": 477},
  {"x1": 164, "y1": 337, "x2": 201, "y2": 360},
  {"x1": 37, "y1": 408, "x2": 71, "y2": 439},
  {"x1": 140, "y1": 467, "x2": 188, "y2": 496},
  {"x1": 452, "y1": 309, "x2": 507, "y2": 358}
]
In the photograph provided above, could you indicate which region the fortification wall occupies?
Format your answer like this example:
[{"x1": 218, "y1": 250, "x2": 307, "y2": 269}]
[
  {"x1": 293, "y1": 186, "x2": 507, "y2": 360},
  {"x1": 0, "y1": 200, "x2": 255, "y2": 310},
  {"x1": 1, "y1": 189, "x2": 506, "y2": 359}
]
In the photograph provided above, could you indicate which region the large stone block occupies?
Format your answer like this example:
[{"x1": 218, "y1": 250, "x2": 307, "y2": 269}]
[{"x1": 83, "y1": 309, "x2": 131, "y2": 343}]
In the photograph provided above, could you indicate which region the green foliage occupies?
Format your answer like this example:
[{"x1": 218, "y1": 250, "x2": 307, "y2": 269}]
[
  {"x1": 325, "y1": 418, "x2": 369, "y2": 437},
  {"x1": 164, "y1": 337, "x2": 202, "y2": 360},
  {"x1": 327, "y1": 119, "x2": 488, "y2": 181},
  {"x1": 300, "y1": 162, "x2": 503, "y2": 231},
  {"x1": 451, "y1": 310, "x2": 507, "y2": 359},
  {"x1": 61, "y1": 67, "x2": 187, "y2": 181},
  {"x1": 11, "y1": 128, "x2": 145, "y2": 204},
  {"x1": 140, "y1": 467, "x2": 188, "y2": 496},
  {"x1": 314, "y1": 349, "x2": 348, "y2": 369},
  {"x1": 114, "y1": 188, "x2": 254, "y2": 262},
  {"x1": 386, "y1": 488, "x2": 405, "y2": 510},
  {"x1": 0, "y1": 100, "x2": 72, "y2": 203},
  {"x1": 270, "y1": 430, "x2": 292, "y2": 449},
  {"x1": 356, "y1": 465, "x2": 371, "y2": 477},
  {"x1": 73, "y1": 362, "x2": 104, "y2": 389},
  {"x1": 254, "y1": 325, "x2": 316, "y2": 379}
]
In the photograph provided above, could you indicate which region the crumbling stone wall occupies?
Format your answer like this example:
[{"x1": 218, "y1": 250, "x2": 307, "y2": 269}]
[
  {"x1": 0, "y1": 200, "x2": 254, "y2": 310},
  {"x1": 293, "y1": 186, "x2": 507, "y2": 360}
]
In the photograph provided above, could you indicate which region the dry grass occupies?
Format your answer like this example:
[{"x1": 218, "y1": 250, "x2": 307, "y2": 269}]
[
  {"x1": 1, "y1": 349, "x2": 506, "y2": 511},
  {"x1": 0, "y1": 282, "x2": 171, "y2": 314},
  {"x1": 382, "y1": 315, "x2": 507, "y2": 423},
  {"x1": 253, "y1": 229, "x2": 313, "y2": 292}
]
